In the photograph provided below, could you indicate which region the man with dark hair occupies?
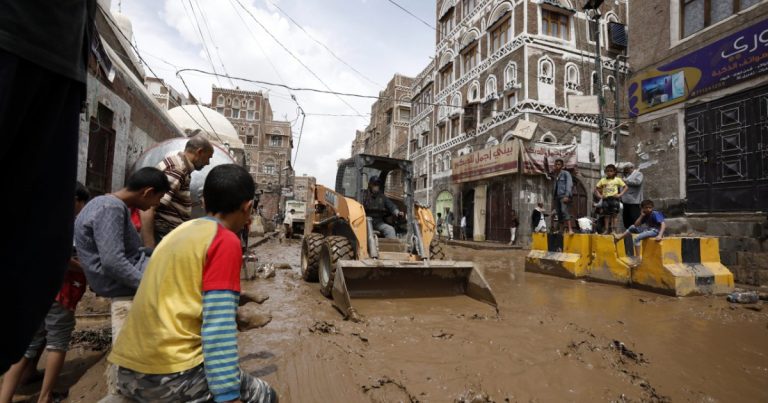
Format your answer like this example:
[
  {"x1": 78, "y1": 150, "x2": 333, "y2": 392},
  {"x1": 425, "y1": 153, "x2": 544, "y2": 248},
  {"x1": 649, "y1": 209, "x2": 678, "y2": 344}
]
[
  {"x1": 552, "y1": 159, "x2": 574, "y2": 233},
  {"x1": 615, "y1": 199, "x2": 666, "y2": 254},
  {"x1": 75, "y1": 167, "x2": 170, "y2": 298},
  {"x1": 141, "y1": 135, "x2": 214, "y2": 247},
  {"x1": 621, "y1": 162, "x2": 644, "y2": 229},
  {"x1": 0, "y1": 0, "x2": 97, "y2": 372},
  {"x1": 111, "y1": 164, "x2": 277, "y2": 403},
  {"x1": 360, "y1": 176, "x2": 403, "y2": 239}
]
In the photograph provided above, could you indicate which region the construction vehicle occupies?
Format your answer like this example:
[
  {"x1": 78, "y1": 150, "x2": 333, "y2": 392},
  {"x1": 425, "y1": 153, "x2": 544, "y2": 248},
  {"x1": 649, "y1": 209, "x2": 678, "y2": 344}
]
[
  {"x1": 300, "y1": 154, "x2": 497, "y2": 321},
  {"x1": 284, "y1": 199, "x2": 307, "y2": 236}
]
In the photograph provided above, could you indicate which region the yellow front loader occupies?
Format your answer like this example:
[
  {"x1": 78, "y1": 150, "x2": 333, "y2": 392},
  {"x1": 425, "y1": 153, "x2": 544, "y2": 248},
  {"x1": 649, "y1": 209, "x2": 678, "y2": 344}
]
[{"x1": 300, "y1": 154, "x2": 497, "y2": 321}]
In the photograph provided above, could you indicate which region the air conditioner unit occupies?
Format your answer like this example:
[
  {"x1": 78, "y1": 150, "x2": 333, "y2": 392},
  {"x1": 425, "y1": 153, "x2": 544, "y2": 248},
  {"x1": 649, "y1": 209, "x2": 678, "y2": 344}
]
[{"x1": 608, "y1": 22, "x2": 628, "y2": 50}]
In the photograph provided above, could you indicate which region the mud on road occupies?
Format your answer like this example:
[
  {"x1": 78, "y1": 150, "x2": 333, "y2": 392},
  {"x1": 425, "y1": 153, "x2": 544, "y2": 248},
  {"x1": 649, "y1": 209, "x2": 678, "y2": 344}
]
[{"x1": 237, "y1": 238, "x2": 768, "y2": 402}]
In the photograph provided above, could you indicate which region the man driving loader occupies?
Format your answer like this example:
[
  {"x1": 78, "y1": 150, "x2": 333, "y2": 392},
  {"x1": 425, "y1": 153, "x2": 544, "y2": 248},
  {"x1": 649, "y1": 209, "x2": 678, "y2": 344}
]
[{"x1": 360, "y1": 176, "x2": 403, "y2": 239}]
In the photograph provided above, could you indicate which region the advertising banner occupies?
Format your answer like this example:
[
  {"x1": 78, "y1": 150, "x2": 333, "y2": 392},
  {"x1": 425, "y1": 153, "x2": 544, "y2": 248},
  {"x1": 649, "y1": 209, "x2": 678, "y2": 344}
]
[
  {"x1": 628, "y1": 19, "x2": 768, "y2": 116},
  {"x1": 451, "y1": 140, "x2": 520, "y2": 183},
  {"x1": 522, "y1": 141, "x2": 577, "y2": 175}
]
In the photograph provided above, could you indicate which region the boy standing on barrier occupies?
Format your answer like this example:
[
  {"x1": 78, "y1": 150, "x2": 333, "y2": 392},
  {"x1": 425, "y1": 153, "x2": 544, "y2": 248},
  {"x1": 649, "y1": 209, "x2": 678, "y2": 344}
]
[
  {"x1": 109, "y1": 164, "x2": 277, "y2": 403},
  {"x1": 595, "y1": 164, "x2": 627, "y2": 235},
  {"x1": 614, "y1": 199, "x2": 666, "y2": 253}
]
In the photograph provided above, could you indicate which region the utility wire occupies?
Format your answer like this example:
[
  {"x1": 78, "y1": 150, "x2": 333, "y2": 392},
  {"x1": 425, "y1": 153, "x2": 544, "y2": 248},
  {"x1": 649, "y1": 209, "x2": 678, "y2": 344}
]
[
  {"x1": 264, "y1": 0, "x2": 382, "y2": 89},
  {"x1": 231, "y1": 0, "x2": 365, "y2": 117},
  {"x1": 182, "y1": 0, "x2": 222, "y2": 86},
  {"x1": 191, "y1": 0, "x2": 236, "y2": 87},
  {"x1": 385, "y1": 0, "x2": 437, "y2": 31},
  {"x1": 97, "y1": 4, "x2": 226, "y2": 145}
]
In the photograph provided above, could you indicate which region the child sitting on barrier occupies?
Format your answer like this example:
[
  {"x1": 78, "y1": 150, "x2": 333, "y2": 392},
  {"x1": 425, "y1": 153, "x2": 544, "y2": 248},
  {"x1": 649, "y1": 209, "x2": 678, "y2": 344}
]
[{"x1": 614, "y1": 199, "x2": 666, "y2": 251}]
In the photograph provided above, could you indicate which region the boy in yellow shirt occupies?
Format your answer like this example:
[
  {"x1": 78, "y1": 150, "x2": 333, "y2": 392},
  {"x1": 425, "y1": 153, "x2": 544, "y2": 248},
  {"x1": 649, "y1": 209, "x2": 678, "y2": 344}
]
[{"x1": 595, "y1": 164, "x2": 627, "y2": 235}]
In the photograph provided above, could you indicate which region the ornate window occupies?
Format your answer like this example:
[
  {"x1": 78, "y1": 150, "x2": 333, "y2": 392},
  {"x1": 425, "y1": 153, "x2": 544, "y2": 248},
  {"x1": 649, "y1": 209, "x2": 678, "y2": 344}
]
[
  {"x1": 468, "y1": 81, "x2": 480, "y2": 102},
  {"x1": 443, "y1": 151, "x2": 452, "y2": 171},
  {"x1": 542, "y1": 9, "x2": 570, "y2": 40},
  {"x1": 565, "y1": 64, "x2": 580, "y2": 91},
  {"x1": 216, "y1": 95, "x2": 224, "y2": 107},
  {"x1": 485, "y1": 76, "x2": 498, "y2": 100},
  {"x1": 435, "y1": 155, "x2": 443, "y2": 173},
  {"x1": 538, "y1": 58, "x2": 554, "y2": 85},
  {"x1": 504, "y1": 62, "x2": 517, "y2": 87}
]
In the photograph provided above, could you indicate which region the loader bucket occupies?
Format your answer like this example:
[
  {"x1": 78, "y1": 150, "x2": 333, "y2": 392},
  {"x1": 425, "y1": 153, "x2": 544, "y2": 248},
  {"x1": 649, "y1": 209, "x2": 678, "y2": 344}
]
[{"x1": 331, "y1": 259, "x2": 498, "y2": 321}]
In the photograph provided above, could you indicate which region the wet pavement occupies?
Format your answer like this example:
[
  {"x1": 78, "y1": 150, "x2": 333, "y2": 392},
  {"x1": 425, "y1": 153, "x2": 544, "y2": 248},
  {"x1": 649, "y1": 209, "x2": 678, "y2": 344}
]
[{"x1": 239, "y1": 237, "x2": 768, "y2": 402}]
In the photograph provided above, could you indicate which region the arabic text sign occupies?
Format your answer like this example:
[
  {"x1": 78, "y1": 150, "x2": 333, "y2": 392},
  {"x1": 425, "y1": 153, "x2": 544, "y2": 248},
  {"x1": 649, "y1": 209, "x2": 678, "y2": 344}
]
[
  {"x1": 451, "y1": 140, "x2": 520, "y2": 183},
  {"x1": 522, "y1": 142, "x2": 577, "y2": 175},
  {"x1": 628, "y1": 18, "x2": 768, "y2": 116}
]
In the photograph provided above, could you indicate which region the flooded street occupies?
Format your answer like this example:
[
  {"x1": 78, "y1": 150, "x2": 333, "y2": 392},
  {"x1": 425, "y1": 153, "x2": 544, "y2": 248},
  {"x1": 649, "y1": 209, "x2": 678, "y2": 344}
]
[{"x1": 238, "y1": 238, "x2": 768, "y2": 402}]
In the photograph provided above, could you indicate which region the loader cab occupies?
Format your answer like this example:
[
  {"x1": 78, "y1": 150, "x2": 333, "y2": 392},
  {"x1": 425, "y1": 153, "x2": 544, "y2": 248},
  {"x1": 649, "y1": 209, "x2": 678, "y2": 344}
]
[{"x1": 335, "y1": 154, "x2": 415, "y2": 235}]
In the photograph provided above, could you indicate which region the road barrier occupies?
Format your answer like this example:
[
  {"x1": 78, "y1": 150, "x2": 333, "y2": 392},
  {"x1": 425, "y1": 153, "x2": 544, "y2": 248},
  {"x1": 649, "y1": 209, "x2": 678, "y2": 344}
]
[
  {"x1": 589, "y1": 234, "x2": 640, "y2": 285},
  {"x1": 632, "y1": 237, "x2": 734, "y2": 296},
  {"x1": 525, "y1": 233, "x2": 591, "y2": 278},
  {"x1": 525, "y1": 233, "x2": 734, "y2": 296}
]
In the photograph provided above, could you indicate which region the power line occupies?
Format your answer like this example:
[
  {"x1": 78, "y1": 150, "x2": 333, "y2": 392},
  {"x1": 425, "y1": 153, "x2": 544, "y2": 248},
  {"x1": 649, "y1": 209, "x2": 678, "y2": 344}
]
[
  {"x1": 191, "y1": 0, "x2": 235, "y2": 87},
  {"x1": 230, "y1": 0, "x2": 365, "y2": 117},
  {"x1": 264, "y1": 0, "x2": 382, "y2": 89},
  {"x1": 97, "y1": 4, "x2": 227, "y2": 145},
  {"x1": 182, "y1": 0, "x2": 221, "y2": 86},
  {"x1": 385, "y1": 0, "x2": 436, "y2": 31}
]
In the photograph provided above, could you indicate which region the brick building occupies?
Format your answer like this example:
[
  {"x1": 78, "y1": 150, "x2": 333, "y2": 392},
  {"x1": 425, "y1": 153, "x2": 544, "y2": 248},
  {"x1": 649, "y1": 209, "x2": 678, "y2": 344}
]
[
  {"x1": 408, "y1": 0, "x2": 628, "y2": 243},
  {"x1": 623, "y1": 0, "x2": 768, "y2": 284},
  {"x1": 145, "y1": 77, "x2": 191, "y2": 110},
  {"x1": 209, "y1": 86, "x2": 294, "y2": 219},
  {"x1": 293, "y1": 175, "x2": 317, "y2": 204},
  {"x1": 351, "y1": 74, "x2": 414, "y2": 194}
]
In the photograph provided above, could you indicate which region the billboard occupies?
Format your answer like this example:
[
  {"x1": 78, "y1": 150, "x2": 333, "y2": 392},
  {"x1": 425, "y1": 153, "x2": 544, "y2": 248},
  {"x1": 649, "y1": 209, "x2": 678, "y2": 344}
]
[
  {"x1": 628, "y1": 18, "x2": 768, "y2": 116},
  {"x1": 522, "y1": 142, "x2": 578, "y2": 175},
  {"x1": 451, "y1": 140, "x2": 520, "y2": 183}
]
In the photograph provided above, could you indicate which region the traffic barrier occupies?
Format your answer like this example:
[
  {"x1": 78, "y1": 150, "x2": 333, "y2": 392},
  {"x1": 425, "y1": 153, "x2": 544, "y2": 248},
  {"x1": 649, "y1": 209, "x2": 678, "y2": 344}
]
[
  {"x1": 525, "y1": 233, "x2": 591, "y2": 278},
  {"x1": 589, "y1": 234, "x2": 640, "y2": 285},
  {"x1": 632, "y1": 237, "x2": 734, "y2": 296}
]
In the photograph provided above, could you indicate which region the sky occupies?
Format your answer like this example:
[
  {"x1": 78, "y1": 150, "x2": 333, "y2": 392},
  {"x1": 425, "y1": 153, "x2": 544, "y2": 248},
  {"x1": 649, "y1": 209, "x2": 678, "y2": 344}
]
[{"x1": 112, "y1": 0, "x2": 437, "y2": 186}]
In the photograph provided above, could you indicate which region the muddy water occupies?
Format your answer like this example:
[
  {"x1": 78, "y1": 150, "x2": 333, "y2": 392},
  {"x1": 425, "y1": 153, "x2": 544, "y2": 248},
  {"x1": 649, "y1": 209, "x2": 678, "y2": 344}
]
[{"x1": 240, "y1": 239, "x2": 768, "y2": 402}]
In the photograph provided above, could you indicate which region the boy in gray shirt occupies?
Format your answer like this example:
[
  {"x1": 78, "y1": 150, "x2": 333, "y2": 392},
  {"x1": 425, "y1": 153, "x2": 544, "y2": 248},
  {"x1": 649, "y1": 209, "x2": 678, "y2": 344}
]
[{"x1": 75, "y1": 168, "x2": 170, "y2": 297}]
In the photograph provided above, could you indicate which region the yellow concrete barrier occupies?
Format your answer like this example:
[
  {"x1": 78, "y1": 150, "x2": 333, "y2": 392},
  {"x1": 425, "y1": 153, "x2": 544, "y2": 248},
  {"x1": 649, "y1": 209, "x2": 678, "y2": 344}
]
[
  {"x1": 525, "y1": 233, "x2": 734, "y2": 296},
  {"x1": 589, "y1": 234, "x2": 640, "y2": 285},
  {"x1": 632, "y1": 237, "x2": 734, "y2": 296},
  {"x1": 525, "y1": 233, "x2": 591, "y2": 278}
]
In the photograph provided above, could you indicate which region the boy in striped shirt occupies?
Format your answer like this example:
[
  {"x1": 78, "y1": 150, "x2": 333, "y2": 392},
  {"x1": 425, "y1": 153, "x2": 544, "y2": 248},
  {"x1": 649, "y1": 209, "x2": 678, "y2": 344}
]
[{"x1": 109, "y1": 164, "x2": 276, "y2": 403}]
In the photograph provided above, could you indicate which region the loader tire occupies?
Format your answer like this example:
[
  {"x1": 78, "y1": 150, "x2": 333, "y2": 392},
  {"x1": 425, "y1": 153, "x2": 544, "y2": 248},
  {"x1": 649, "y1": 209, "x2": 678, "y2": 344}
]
[
  {"x1": 429, "y1": 239, "x2": 445, "y2": 260},
  {"x1": 319, "y1": 236, "x2": 355, "y2": 298},
  {"x1": 300, "y1": 233, "x2": 325, "y2": 282}
]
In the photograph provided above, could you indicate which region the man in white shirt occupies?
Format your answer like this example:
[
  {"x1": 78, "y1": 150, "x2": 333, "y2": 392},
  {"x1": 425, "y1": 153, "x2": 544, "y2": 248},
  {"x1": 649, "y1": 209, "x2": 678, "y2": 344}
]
[
  {"x1": 460, "y1": 214, "x2": 468, "y2": 241},
  {"x1": 283, "y1": 209, "x2": 295, "y2": 240}
]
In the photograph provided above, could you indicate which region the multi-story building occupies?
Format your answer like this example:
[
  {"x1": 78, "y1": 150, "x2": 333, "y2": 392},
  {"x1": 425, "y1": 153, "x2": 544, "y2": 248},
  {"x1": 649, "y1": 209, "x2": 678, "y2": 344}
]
[
  {"x1": 293, "y1": 175, "x2": 317, "y2": 204},
  {"x1": 210, "y1": 86, "x2": 294, "y2": 219},
  {"x1": 623, "y1": 0, "x2": 768, "y2": 284},
  {"x1": 145, "y1": 77, "x2": 190, "y2": 110},
  {"x1": 409, "y1": 0, "x2": 629, "y2": 243},
  {"x1": 351, "y1": 74, "x2": 414, "y2": 194}
]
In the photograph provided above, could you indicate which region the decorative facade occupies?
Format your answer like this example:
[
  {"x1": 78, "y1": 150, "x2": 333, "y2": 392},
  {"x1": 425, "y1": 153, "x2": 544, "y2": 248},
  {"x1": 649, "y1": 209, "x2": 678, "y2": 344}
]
[
  {"x1": 351, "y1": 74, "x2": 414, "y2": 159},
  {"x1": 409, "y1": 0, "x2": 629, "y2": 243},
  {"x1": 210, "y1": 86, "x2": 294, "y2": 219}
]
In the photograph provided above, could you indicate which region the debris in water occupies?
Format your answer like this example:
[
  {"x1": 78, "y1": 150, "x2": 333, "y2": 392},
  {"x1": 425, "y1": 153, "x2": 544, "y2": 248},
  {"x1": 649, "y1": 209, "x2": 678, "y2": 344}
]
[
  {"x1": 309, "y1": 320, "x2": 339, "y2": 335},
  {"x1": 611, "y1": 340, "x2": 648, "y2": 364},
  {"x1": 71, "y1": 327, "x2": 112, "y2": 351},
  {"x1": 236, "y1": 306, "x2": 272, "y2": 331},
  {"x1": 362, "y1": 377, "x2": 419, "y2": 403},
  {"x1": 351, "y1": 331, "x2": 369, "y2": 343},
  {"x1": 470, "y1": 314, "x2": 487, "y2": 320},
  {"x1": 432, "y1": 331, "x2": 453, "y2": 340},
  {"x1": 274, "y1": 262, "x2": 292, "y2": 270},
  {"x1": 455, "y1": 388, "x2": 493, "y2": 403},
  {"x1": 256, "y1": 263, "x2": 277, "y2": 279},
  {"x1": 239, "y1": 291, "x2": 269, "y2": 305}
]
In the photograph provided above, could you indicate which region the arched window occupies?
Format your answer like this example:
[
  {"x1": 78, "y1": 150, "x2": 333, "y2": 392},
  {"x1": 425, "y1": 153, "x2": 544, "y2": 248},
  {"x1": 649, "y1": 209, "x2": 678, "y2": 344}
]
[
  {"x1": 443, "y1": 151, "x2": 452, "y2": 171},
  {"x1": 248, "y1": 99, "x2": 255, "y2": 109},
  {"x1": 216, "y1": 95, "x2": 224, "y2": 106},
  {"x1": 504, "y1": 62, "x2": 517, "y2": 86},
  {"x1": 606, "y1": 75, "x2": 616, "y2": 92},
  {"x1": 468, "y1": 81, "x2": 480, "y2": 102},
  {"x1": 538, "y1": 57, "x2": 556, "y2": 105},
  {"x1": 233, "y1": 98, "x2": 241, "y2": 108},
  {"x1": 538, "y1": 58, "x2": 554, "y2": 84},
  {"x1": 540, "y1": 132, "x2": 557, "y2": 143},
  {"x1": 501, "y1": 131, "x2": 515, "y2": 143},
  {"x1": 434, "y1": 155, "x2": 443, "y2": 173},
  {"x1": 485, "y1": 75, "x2": 497, "y2": 99},
  {"x1": 565, "y1": 64, "x2": 580, "y2": 90},
  {"x1": 247, "y1": 126, "x2": 254, "y2": 134},
  {"x1": 451, "y1": 93, "x2": 462, "y2": 115}
]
